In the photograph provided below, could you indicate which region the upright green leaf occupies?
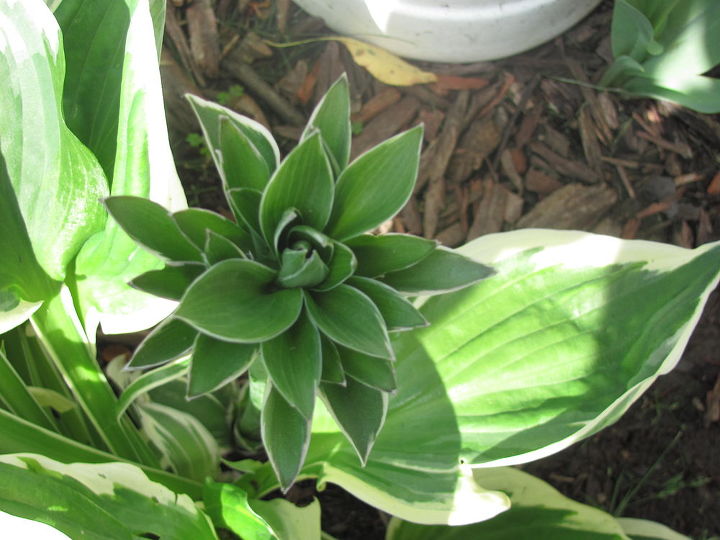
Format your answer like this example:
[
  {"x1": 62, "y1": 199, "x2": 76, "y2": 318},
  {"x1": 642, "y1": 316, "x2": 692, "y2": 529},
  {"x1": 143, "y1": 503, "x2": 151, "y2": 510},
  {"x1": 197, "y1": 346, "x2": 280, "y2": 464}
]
[
  {"x1": 203, "y1": 482, "x2": 276, "y2": 540},
  {"x1": 130, "y1": 263, "x2": 205, "y2": 301},
  {"x1": 176, "y1": 260, "x2": 303, "y2": 342},
  {"x1": 324, "y1": 126, "x2": 423, "y2": 241},
  {"x1": 188, "y1": 335, "x2": 256, "y2": 397},
  {"x1": 261, "y1": 386, "x2": 311, "y2": 492},
  {"x1": 0, "y1": 349, "x2": 57, "y2": 432},
  {"x1": 0, "y1": 454, "x2": 217, "y2": 539},
  {"x1": 320, "y1": 376, "x2": 388, "y2": 464},
  {"x1": 259, "y1": 134, "x2": 334, "y2": 243},
  {"x1": 69, "y1": 0, "x2": 187, "y2": 335},
  {"x1": 338, "y1": 348, "x2": 397, "y2": 393},
  {"x1": 0, "y1": 0, "x2": 109, "y2": 283},
  {"x1": 320, "y1": 336, "x2": 345, "y2": 385},
  {"x1": 261, "y1": 314, "x2": 321, "y2": 420},
  {"x1": 187, "y1": 94, "x2": 280, "y2": 184},
  {"x1": 305, "y1": 286, "x2": 393, "y2": 360},
  {"x1": 173, "y1": 207, "x2": 252, "y2": 253},
  {"x1": 115, "y1": 358, "x2": 190, "y2": 419},
  {"x1": 313, "y1": 241, "x2": 357, "y2": 292},
  {"x1": 219, "y1": 117, "x2": 271, "y2": 191},
  {"x1": 302, "y1": 74, "x2": 351, "y2": 171}
]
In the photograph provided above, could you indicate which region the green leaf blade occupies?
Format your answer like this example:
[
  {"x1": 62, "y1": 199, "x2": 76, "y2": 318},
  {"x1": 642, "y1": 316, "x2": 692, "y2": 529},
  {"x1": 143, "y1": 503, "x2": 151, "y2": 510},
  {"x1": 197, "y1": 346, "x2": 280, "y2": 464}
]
[
  {"x1": 128, "y1": 318, "x2": 198, "y2": 370},
  {"x1": 189, "y1": 335, "x2": 256, "y2": 398},
  {"x1": 302, "y1": 74, "x2": 351, "y2": 171},
  {"x1": 176, "y1": 260, "x2": 303, "y2": 343},
  {"x1": 259, "y1": 133, "x2": 334, "y2": 242},
  {"x1": 345, "y1": 233, "x2": 438, "y2": 278},
  {"x1": 348, "y1": 277, "x2": 427, "y2": 331},
  {"x1": 324, "y1": 126, "x2": 423, "y2": 241},
  {"x1": 305, "y1": 286, "x2": 393, "y2": 360}
]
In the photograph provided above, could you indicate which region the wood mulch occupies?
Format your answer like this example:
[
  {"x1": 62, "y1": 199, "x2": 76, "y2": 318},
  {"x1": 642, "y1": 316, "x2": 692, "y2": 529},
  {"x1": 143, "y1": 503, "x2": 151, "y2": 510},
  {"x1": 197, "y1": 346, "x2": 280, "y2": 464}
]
[{"x1": 159, "y1": 1, "x2": 720, "y2": 537}]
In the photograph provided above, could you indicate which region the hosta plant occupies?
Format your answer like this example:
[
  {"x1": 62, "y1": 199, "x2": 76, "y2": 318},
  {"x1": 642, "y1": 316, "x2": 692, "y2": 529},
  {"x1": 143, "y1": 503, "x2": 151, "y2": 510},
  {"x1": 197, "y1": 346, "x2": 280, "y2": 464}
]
[{"x1": 105, "y1": 75, "x2": 493, "y2": 488}]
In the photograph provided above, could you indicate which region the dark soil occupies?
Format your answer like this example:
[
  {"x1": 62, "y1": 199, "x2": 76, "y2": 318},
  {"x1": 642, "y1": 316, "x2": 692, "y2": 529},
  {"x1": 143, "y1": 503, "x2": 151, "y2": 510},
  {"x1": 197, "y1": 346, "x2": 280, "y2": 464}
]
[{"x1": 159, "y1": 1, "x2": 720, "y2": 537}]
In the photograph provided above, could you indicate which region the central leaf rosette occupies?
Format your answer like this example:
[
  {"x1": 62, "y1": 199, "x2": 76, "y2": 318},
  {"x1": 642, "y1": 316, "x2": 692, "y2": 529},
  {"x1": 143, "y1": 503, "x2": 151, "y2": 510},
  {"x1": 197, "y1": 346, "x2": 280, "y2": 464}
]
[{"x1": 105, "y1": 75, "x2": 493, "y2": 490}]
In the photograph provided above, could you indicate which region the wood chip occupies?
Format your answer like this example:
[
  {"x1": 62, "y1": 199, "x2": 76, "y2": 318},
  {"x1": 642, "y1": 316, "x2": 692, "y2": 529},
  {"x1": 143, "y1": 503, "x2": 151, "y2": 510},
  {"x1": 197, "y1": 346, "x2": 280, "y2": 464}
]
[
  {"x1": 636, "y1": 130, "x2": 693, "y2": 159},
  {"x1": 516, "y1": 183, "x2": 617, "y2": 230},
  {"x1": 500, "y1": 149, "x2": 523, "y2": 193},
  {"x1": 436, "y1": 223, "x2": 465, "y2": 247},
  {"x1": 165, "y1": 6, "x2": 205, "y2": 86},
  {"x1": 160, "y1": 49, "x2": 205, "y2": 135},
  {"x1": 705, "y1": 375, "x2": 720, "y2": 426},
  {"x1": 530, "y1": 142, "x2": 600, "y2": 183},
  {"x1": 186, "y1": 0, "x2": 221, "y2": 78},
  {"x1": 352, "y1": 87, "x2": 402, "y2": 124},
  {"x1": 515, "y1": 104, "x2": 543, "y2": 148},
  {"x1": 446, "y1": 116, "x2": 501, "y2": 184},
  {"x1": 418, "y1": 109, "x2": 445, "y2": 142},
  {"x1": 579, "y1": 106, "x2": 602, "y2": 172},
  {"x1": 525, "y1": 168, "x2": 563, "y2": 196},
  {"x1": 351, "y1": 96, "x2": 420, "y2": 158},
  {"x1": 707, "y1": 171, "x2": 720, "y2": 195},
  {"x1": 467, "y1": 180, "x2": 521, "y2": 239}
]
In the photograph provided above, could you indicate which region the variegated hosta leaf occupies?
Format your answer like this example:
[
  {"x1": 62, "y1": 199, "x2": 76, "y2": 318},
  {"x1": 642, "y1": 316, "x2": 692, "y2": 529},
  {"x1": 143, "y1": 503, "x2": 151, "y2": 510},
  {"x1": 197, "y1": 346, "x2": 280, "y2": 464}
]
[
  {"x1": 203, "y1": 482, "x2": 277, "y2": 540},
  {"x1": 616, "y1": 517, "x2": 690, "y2": 540},
  {"x1": 0, "y1": 454, "x2": 217, "y2": 539},
  {"x1": 0, "y1": 0, "x2": 106, "y2": 331},
  {"x1": 68, "y1": 0, "x2": 187, "y2": 335},
  {"x1": 385, "y1": 467, "x2": 629, "y2": 539},
  {"x1": 250, "y1": 230, "x2": 720, "y2": 526},
  {"x1": 249, "y1": 497, "x2": 322, "y2": 540}
]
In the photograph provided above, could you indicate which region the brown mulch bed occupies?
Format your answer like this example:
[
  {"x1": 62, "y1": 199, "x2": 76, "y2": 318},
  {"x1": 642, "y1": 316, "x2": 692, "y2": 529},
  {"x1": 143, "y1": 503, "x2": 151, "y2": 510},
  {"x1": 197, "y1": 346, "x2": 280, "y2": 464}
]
[{"x1": 158, "y1": 1, "x2": 720, "y2": 537}]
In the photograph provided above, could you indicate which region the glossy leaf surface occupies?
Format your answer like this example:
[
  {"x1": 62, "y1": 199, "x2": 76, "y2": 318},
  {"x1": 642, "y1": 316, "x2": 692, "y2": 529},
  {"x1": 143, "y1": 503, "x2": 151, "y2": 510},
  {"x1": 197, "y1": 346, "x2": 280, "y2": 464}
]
[{"x1": 188, "y1": 335, "x2": 256, "y2": 397}]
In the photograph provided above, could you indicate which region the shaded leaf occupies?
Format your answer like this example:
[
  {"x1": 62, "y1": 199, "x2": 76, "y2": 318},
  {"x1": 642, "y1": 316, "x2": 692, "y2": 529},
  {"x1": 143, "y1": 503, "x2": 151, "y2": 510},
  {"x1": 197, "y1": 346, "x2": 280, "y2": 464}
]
[
  {"x1": 176, "y1": 260, "x2": 303, "y2": 343},
  {"x1": 305, "y1": 286, "x2": 393, "y2": 360},
  {"x1": 261, "y1": 314, "x2": 321, "y2": 420},
  {"x1": 261, "y1": 386, "x2": 311, "y2": 491},
  {"x1": 325, "y1": 126, "x2": 423, "y2": 241},
  {"x1": 228, "y1": 188, "x2": 262, "y2": 235},
  {"x1": 128, "y1": 318, "x2": 197, "y2": 369},
  {"x1": 116, "y1": 358, "x2": 191, "y2": 419},
  {"x1": 381, "y1": 247, "x2": 494, "y2": 295},
  {"x1": 338, "y1": 347, "x2": 397, "y2": 393},
  {"x1": 348, "y1": 277, "x2": 427, "y2": 331},
  {"x1": 346, "y1": 233, "x2": 437, "y2": 277},
  {"x1": 130, "y1": 263, "x2": 205, "y2": 301},
  {"x1": 313, "y1": 241, "x2": 357, "y2": 292},
  {"x1": 173, "y1": 207, "x2": 252, "y2": 253},
  {"x1": 320, "y1": 336, "x2": 345, "y2": 385},
  {"x1": 204, "y1": 231, "x2": 245, "y2": 265},
  {"x1": 320, "y1": 376, "x2": 388, "y2": 464},
  {"x1": 189, "y1": 335, "x2": 256, "y2": 398}
]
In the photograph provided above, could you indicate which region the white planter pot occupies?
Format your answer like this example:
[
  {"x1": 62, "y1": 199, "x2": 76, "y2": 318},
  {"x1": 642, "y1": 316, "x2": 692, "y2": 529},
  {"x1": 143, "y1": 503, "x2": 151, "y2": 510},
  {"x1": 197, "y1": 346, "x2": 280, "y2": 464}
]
[{"x1": 293, "y1": 0, "x2": 602, "y2": 63}]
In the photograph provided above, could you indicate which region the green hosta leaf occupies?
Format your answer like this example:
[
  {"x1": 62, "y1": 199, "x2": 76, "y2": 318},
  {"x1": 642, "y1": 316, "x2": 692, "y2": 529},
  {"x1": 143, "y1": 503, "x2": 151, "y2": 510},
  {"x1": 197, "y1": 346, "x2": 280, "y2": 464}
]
[
  {"x1": 128, "y1": 318, "x2": 197, "y2": 369},
  {"x1": 203, "y1": 481, "x2": 276, "y2": 540},
  {"x1": 68, "y1": 0, "x2": 187, "y2": 335},
  {"x1": 204, "y1": 231, "x2": 245, "y2": 265},
  {"x1": 228, "y1": 187, "x2": 262, "y2": 234},
  {"x1": 394, "y1": 230, "x2": 720, "y2": 468},
  {"x1": 320, "y1": 376, "x2": 388, "y2": 464},
  {"x1": 611, "y1": 0, "x2": 657, "y2": 60},
  {"x1": 139, "y1": 401, "x2": 219, "y2": 482},
  {"x1": 262, "y1": 386, "x2": 311, "y2": 491},
  {"x1": 261, "y1": 314, "x2": 321, "y2": 420},
  {"x1": 149, "y1": 379, "x2": 233, "y2": 449},
  {"x1": 302, "y1": 74, "x2": 351, "y2": 172},
  {"x1": 386, "y1": 468, "x2": 627, "y2": 539},
  {"x1": 0, "y1": 151, "x2": 57, "y2": 325},
  {"x1": 249, "y1": 498, "x2": 321, "y2": 540},
  {"x1": 106, "y1": 196, "x2": 203, "y2": 263},
  {"x1": 623, "y1": 75, "x2": 720, "y2": 114},
  {"x1": 320, "y1": 335, "x2": 346, "y2": 385},
  {"x1": 259, "y1": 133, "x2": 334, "y2": 243},
  {"x1": 338, "y1": 347, "x2": 397, "y2": 393},
  {"x1": 324, "y1": 126, "x2": 423, "y2": 241},
  {"x1": 1, "y1": 0, "x2": 108, "y2": 283},
  {"x1": 305, "y1": 286, "x2": 393, "y2": 360},
  {"x1": 220, "y1": 117, "x2": 271, "y2": 191},
  {"x1": 130, "y1": 263, "x2": 205, "y2": 300},
  {"x1": 188, "y1": 335, "x2": 256, "y2": 398},
  {"x1": 0, "y1": 348, "x2": 57, "y2": 431},
  {"x1": 116, "y1": 358, "x2": 190, "y2": 419},
  {"x1": 173, "y1": 208, "x2": 252, "y2": 253},
  {"x1": 249, "y1": 230, "x2": 720, "y2": 527},
  {"x1": 382, "y1": 247, "x2": 494, "y2": 295},
  {"x1": 25, "y1": 387, "x2": 76, "y2": 414},
  {"x1": 187, "y1": 94, "x2": 280, "y2": 184},
  {"x1": 617, "y1": 517, "x2": 689, "y2": 540},
  {"x1": 313, "y1": 241, "x2": 357, "y2": 292},
  {"x1": 346, "y1": 233, "x2": 438, "y2": 278},
  {"x1": 348, "y1": 277, "x2": 427, "y2": 331},
  {"x1": 176, "y1": 260, "x2": 303, "y2": 342},
  {"x1": 0, "y1": 454, "x2": 217, "y2": 540}
]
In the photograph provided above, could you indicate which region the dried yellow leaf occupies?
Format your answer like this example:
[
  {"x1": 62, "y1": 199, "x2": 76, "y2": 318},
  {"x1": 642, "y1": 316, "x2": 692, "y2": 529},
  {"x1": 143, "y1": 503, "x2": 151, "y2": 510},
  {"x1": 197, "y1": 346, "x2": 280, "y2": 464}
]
[{"x1": 332, "y1": 37, "x2": 437, "y2": 86}]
